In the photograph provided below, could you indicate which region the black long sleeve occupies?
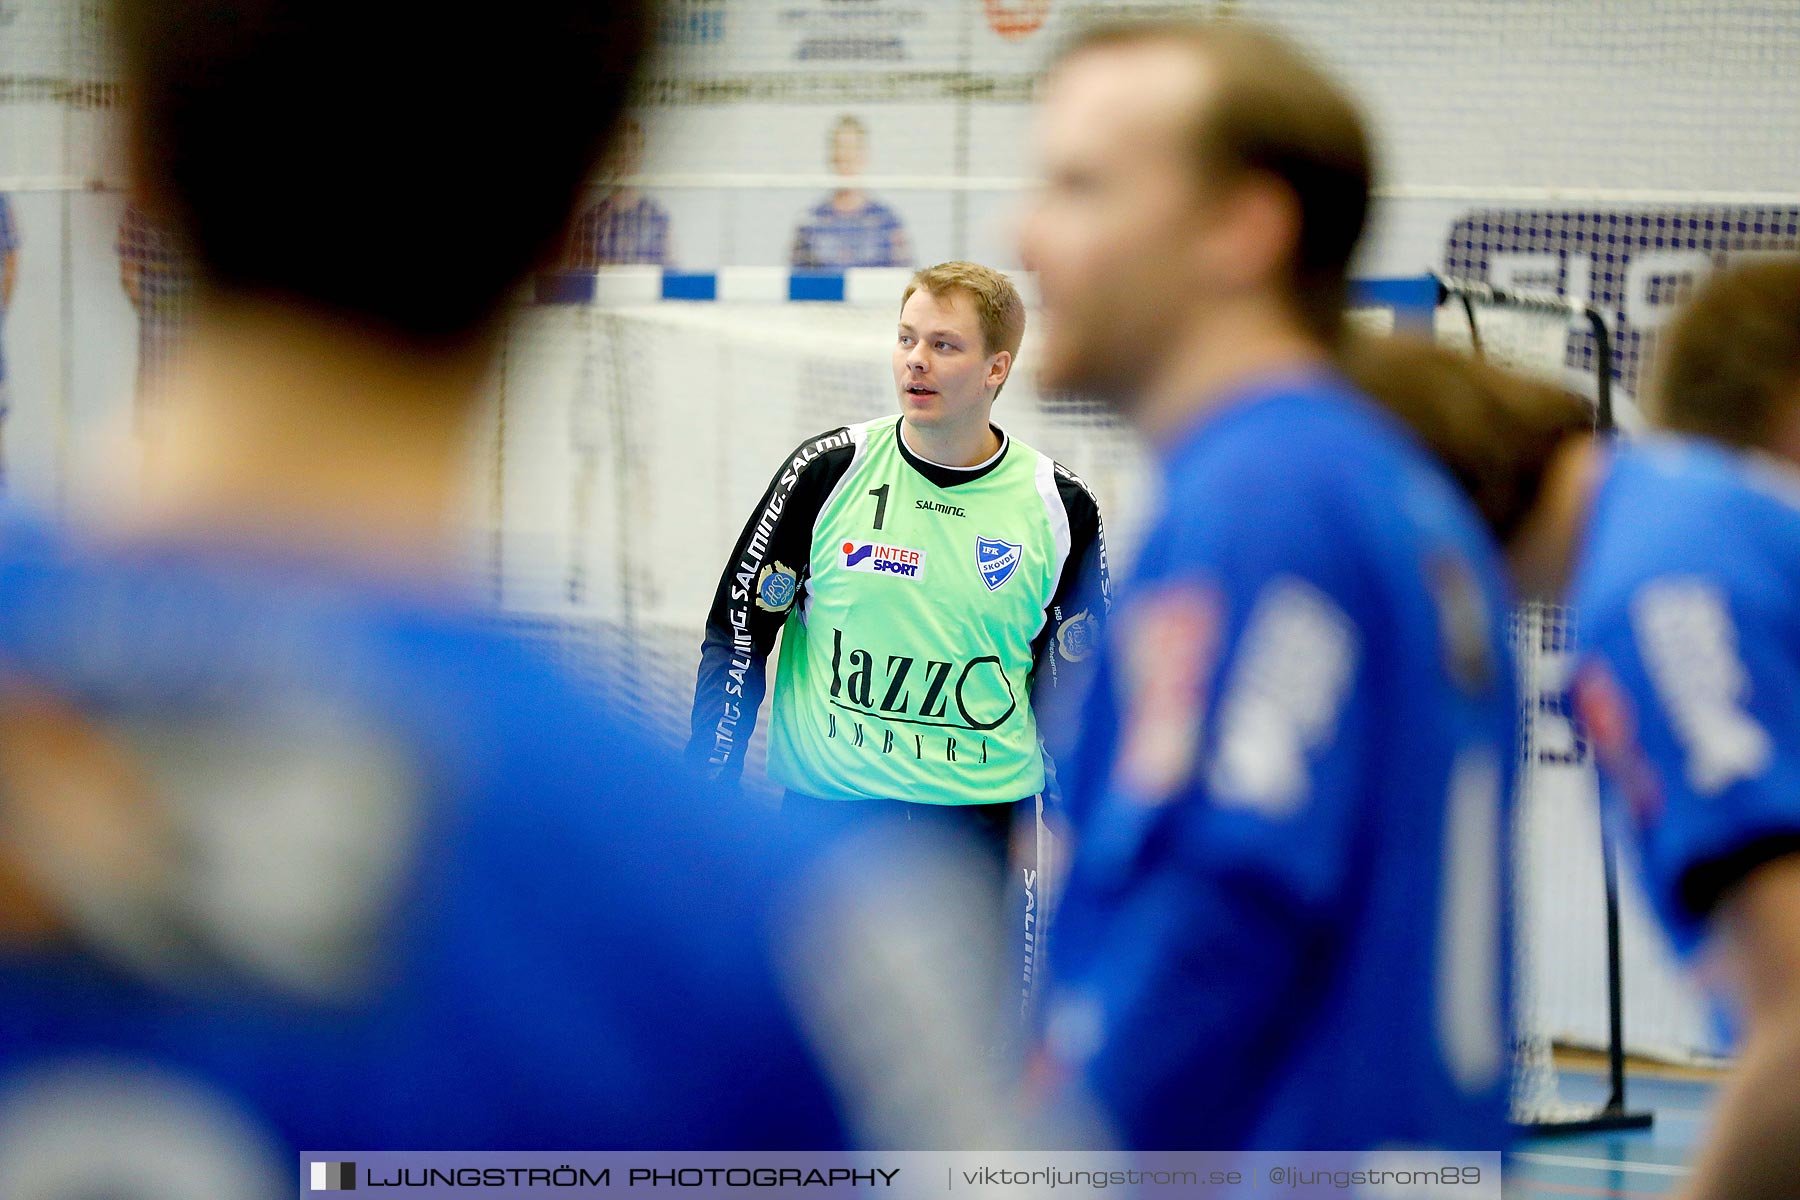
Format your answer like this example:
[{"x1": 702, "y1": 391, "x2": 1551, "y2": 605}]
[
  {"x1": 1030, "y1": 464, "x2": 1110, "y2": 804},
  {"x1": 687, "y1": 428, "x2": 857, "y2": 783},
  {"x1": 1030, "y1": 462, "x2": 1111, "y2": 693}
]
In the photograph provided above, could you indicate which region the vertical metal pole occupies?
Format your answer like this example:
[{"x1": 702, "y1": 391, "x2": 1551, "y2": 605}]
[
  {"x1": 1588, "y1": 301, "x2": 1630, "y2": 1115},
  {"x1": 1587, "y1": 309, "x2": 1614, "y2": 433},
  {"x1": 1601, "y1": 814, "x2": 1629, "y2": 1114}
]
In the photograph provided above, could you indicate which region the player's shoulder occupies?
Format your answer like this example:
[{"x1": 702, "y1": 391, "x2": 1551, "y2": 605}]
[
  {"x1": 770, "y1": 421, "x2": 873, "y2": 480},
  {"x1": 1608, "y1": 436, "x2": 1800, "y2": 535},
  {"x1": 1581, "y1": 437, "x2": 1800, "y2": 616},
  {"x1": 1165, "y1": 370, "x2": 1476, "y2": 558},
  {"x1": 1041, "y1": 454, "x2": 1103, "y2": 529},
  {"x1": 1175, "y1": 370, "x2": 1419, "y2": 482},
  {"x1": 972, "y1": 437, "x2": 1101, "y2": 563},
  {"x1": 0, "y1": 506, "x2": 536, "y2": 729}
]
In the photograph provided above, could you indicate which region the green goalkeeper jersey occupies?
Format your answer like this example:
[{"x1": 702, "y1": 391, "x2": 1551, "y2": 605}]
[{"x1": 689, "y1": 414, "x2": 1108, "y2": 805}]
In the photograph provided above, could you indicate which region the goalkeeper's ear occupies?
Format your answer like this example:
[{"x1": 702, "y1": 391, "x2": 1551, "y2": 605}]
[{"x1": 986, "y1": 349, "x2": 1014, "y2": 399}]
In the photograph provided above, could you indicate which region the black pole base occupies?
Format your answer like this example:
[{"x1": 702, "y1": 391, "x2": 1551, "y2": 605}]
[{"x1": 1512, "y1": 1107, "x2": 1655, "y2": 1137}]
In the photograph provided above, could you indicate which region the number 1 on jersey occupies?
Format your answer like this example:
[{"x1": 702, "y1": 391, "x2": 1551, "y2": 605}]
[{"x1": 868, "y1": 484, "x2": 890, "y2": 530}]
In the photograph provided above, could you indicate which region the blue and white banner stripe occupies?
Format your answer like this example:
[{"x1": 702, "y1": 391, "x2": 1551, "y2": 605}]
[
  {"x1": 535, "y1": 268, "x2": 1440, "y2": 326},
  {"x1": 535, "y1": 266, "x2": 921, "y2": 307}
]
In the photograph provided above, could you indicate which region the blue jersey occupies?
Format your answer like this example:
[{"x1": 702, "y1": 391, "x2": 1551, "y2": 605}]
[
  {"x1": 567, "y1": 193, "x2": 671, "y2": 267},
  {"x1": 1571, "y1": 438, "x2": 1800, "y2": 957},
  {"x1": 790, "y1": 196, "x2": 909, "y2": 270},
  {"x1": 0, "y1": 514, "x2": 846, "y2": 1175},
  {"x1": 1045, "y1": 372, "x2": 1516, "y2": 1150}
]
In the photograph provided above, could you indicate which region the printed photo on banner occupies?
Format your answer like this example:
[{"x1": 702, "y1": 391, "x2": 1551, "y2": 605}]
[
  {"x1": 565, "y1": 114, "x2": 674, "y2": 268},
  {"x1": 790, "y1": 114, "x2": 912, "y2": 270}
]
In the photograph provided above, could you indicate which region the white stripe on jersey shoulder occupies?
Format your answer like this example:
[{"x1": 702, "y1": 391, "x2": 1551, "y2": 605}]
[
  {"x1": 1033, "y1": 451, "x2": 1074, "y2": 585},
  {"x1": 1052, "y1": 460, "x2": 1098, "y2": 501},
  {"x1": 1052, "y1": 461, "x2": 1105, "y2": 542},
  {"x1": 815, "y1": 418, "x2": 875, "y2": 531}
]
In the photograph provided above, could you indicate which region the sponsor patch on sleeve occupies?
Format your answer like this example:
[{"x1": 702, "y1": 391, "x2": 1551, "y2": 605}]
[
  {"x1": 1055, "y1": 609, "x2": 1097, "y2": 663},
  {"x1": 755, "y1": 561, "x2": 799, "y2": 613},
  {"x1": 1112, "y1": 582, "x2": 1222, "y2": 803},
  {"x1": 1574, "y1": 658, "x2": 1663, "y2": 825},
  {"x1": 1427, "y1": 550, "x2": 1495, "y2": 694}
]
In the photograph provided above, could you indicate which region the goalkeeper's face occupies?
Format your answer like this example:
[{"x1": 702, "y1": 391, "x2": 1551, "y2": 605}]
[
  {"x1": 893, "y1": 287, "x2": 1011, "y2": 430},
  {"x1": 1020, "y1": 43, "x2": 1227, "y2": 406}
]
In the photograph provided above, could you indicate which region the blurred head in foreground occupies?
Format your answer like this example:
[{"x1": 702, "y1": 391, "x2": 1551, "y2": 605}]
[
  {"x1": 117, "y1": 0, "x2": 643, "y2": 354},
  {"x1": 109, "y1": 0, "x2": 650, "y2": 562},
  {"x1": 1018, "y1": 18, "x2": 1370, "y2": 430}
]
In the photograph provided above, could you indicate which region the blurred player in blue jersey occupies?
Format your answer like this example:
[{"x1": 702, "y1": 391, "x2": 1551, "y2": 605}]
[
  {"x1": 1016, "y1": 20, "x2": 1517, "y2": 1150},
  {"x1": 1359, "y1": 261, "x2": 1800, "y2": 1200},
  {"x1": 0, "y1": 0, "x2": 925, "y2": 1182},
  {"x1": 565, "y1": 115, "x2": 673, "y2": 268},
  {"x1": 790, "y1": 115, "x2": 911, "y2": 270}
]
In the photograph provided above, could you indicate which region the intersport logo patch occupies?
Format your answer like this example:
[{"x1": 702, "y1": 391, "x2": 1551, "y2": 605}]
[{"x1": 841, "y1": 541, "x2": 926, "y2": 580}]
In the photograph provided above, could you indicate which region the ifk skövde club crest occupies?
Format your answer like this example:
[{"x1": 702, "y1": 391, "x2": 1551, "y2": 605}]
[{"x1": 977, "y1": 536, "x2": 1022, "y2": 592}]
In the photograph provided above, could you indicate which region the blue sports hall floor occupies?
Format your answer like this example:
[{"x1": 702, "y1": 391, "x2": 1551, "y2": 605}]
[{"x1": 1506, "y1": 1060, "x2": 1723, "y2": 1198}]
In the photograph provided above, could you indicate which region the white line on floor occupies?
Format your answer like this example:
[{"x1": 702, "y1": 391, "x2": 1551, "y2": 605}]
[{"x1": 1510, "y1": 1152, "x2": 1690, "y2": 1178}]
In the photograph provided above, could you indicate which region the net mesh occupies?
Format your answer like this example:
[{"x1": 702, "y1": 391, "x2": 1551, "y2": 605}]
[
  {"x1": 646, "y1": 0, "x2": 1800, "y2": 191},
  {"x1": 1435, "y1": 301, "x2": 1576, "y2": 389},
  {"x1": 15, "y1": 1, "x2": 1788, "y2": 271},
  {"x1": 1450, "y1": 288, "x2": 1618, "y2": 1126},
  {"x1": 1509, "y1": 602, "x2": 1612, "y2": 1127}
]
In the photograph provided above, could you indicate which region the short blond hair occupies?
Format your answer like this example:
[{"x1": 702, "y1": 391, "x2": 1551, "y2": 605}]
[
  {"x1": 901, "y1": 261, "x2": 1027, "y2": 362},
  {"x1": 828, "y1": 113, "x2": 866, "y2": 150}
]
